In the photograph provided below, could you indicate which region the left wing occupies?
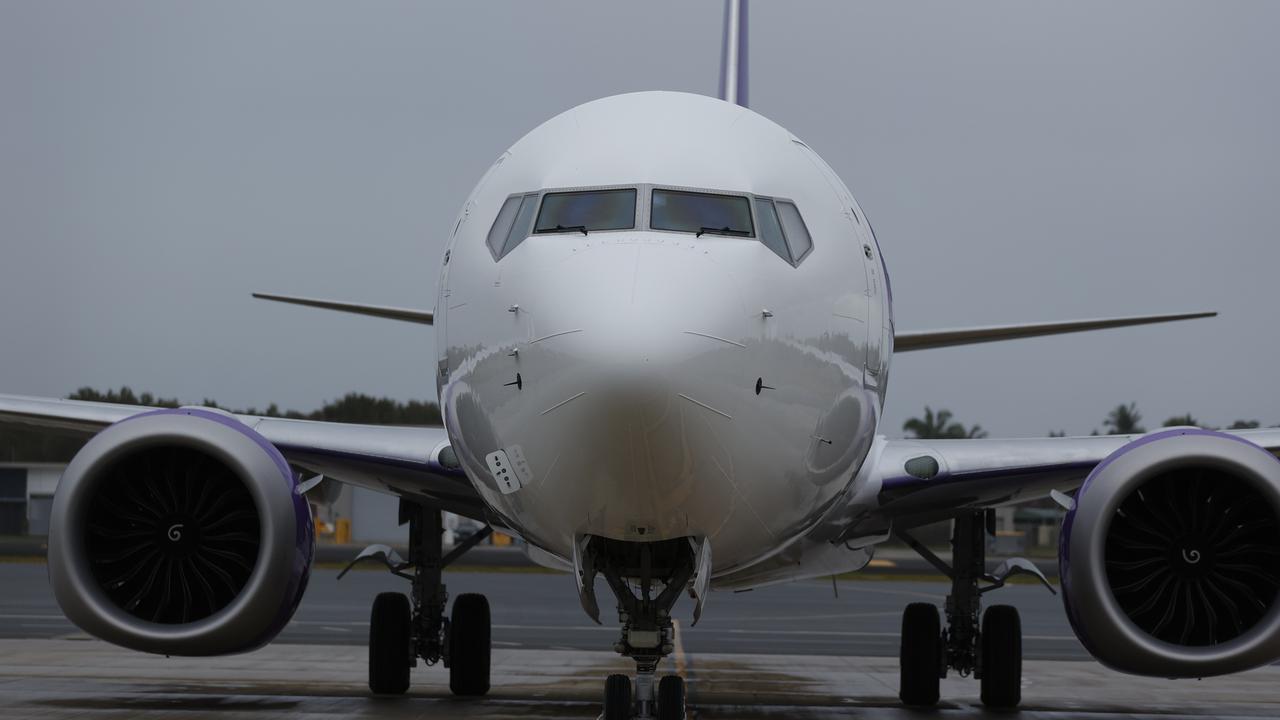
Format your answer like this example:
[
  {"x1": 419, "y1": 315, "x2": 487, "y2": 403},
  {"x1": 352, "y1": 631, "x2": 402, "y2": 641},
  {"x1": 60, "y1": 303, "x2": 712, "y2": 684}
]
[
  {"x1": 894, "y1": 311, "x2": 1216, "y2": 352},
  {"x1": 0, "y1": 393, "x2": 484, "y2": 519},
  {"x1": 870, "y1": 429, "x2": 1280, "y2": 528},
  {"x1": 716, "y1": 428, "x2": 1280, "y2": 589}
]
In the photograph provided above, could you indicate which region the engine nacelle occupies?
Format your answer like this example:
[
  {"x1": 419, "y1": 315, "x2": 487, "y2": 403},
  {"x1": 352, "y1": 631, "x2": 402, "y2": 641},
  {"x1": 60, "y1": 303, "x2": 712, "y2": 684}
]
[
  {"x1": 48, "y1": 408, "x2": 314, "y2": 655},
  {"x1": 1060, "y1": 428, "x2": 1280, "y2": 677}
]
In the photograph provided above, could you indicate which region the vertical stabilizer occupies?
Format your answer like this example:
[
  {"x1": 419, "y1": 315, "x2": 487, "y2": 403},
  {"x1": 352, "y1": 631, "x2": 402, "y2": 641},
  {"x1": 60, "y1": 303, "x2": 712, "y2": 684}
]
[{"x1": 718, "y1": 0, "x2": 749, "y2": 107}]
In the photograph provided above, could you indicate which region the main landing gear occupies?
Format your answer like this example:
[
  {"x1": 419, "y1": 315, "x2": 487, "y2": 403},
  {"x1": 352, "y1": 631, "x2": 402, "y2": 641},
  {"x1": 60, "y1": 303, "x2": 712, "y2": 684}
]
[
  {"x1": 895, "y1": 510, "x2": 1052, "y2": 710},
  {"x1": 578, "y1": 536, "x2": 702, "y2": 720},
  {"x1": 343, "y1": 501, "x2": 493, "y2": 697}
]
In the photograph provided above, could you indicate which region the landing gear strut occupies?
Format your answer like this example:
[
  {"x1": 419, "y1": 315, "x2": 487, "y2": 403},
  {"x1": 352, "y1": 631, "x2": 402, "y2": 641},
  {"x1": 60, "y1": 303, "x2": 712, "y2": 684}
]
[
  {"x1": 582, "y1": 537, "x2": 696, "y2": 720},
  {"x1": 895, "y1": 510, "x2": 1030, "y2": 709},
  {"x1": 359, "y1": 501, "x2": 493, "y2": 696}
]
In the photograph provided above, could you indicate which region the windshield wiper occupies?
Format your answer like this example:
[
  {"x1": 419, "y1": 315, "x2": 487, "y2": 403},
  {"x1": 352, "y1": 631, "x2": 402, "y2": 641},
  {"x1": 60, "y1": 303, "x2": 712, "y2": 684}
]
[
  {"x1": 696, "y1": 226, "x2": 750, "y2": 238},
  {"x1": 535, "y1": 224, "x2": 589, "y2": 236}
]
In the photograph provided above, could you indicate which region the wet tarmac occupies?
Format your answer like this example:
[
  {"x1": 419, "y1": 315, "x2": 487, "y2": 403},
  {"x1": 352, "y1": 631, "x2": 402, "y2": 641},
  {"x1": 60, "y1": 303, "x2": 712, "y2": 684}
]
[
  {"x1": 3, "y1": 564, "x2": 1278, "y2": 717},
  {"x1": 2, "y1": 639, "x2": 1279, "y2": 719}
]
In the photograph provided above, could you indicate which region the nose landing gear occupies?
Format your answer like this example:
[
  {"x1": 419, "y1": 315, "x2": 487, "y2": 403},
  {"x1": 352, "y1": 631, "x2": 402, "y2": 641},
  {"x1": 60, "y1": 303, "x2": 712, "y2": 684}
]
[{"x1": 583, "y1": 536, "x2": 697, "y2": 720}]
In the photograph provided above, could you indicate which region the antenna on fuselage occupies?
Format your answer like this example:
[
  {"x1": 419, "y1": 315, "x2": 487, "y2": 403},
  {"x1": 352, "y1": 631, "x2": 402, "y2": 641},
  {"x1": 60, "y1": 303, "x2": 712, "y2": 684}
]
[{"x1": 718, "y1": 0, "x2": 749, "y2": 108}]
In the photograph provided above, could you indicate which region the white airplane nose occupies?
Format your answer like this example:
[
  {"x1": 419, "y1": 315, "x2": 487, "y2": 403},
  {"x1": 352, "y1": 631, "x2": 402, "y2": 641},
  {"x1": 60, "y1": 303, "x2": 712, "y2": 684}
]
[{"x1": 510, "y1": 240, "x2": 753, "y2": 541}]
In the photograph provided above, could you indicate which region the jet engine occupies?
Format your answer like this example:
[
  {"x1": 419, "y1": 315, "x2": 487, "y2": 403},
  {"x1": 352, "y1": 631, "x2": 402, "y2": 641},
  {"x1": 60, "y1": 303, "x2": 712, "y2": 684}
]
[
  {"x1": 1060, "y1": 428, "x2": 1280, "y2": 676},
  {"x1": 47, "y1": 408, "x2": 314, "y2": 655}
]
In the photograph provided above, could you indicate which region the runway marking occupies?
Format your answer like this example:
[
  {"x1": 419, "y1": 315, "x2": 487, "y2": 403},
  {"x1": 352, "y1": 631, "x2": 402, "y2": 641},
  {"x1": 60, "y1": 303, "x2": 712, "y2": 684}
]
[{"x1": 672, "y1": 619, "x2": 687, "y2": 677}]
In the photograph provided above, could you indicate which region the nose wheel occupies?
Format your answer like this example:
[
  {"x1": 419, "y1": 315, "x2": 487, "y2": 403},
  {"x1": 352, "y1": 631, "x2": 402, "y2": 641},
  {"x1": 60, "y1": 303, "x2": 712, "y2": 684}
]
[
  {"x1": 580, "y1": 536, "x2": 697, "y2": 719},
  {"x1": 601, "y1": 673, "x2": 685, "y2": 720}
]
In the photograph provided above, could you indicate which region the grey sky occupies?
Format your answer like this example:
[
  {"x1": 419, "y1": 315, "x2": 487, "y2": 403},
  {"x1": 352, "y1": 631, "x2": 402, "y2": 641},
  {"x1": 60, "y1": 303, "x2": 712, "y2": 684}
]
[{"x1": 1, "y1": 1, "x2": 1276, "y2": 437}]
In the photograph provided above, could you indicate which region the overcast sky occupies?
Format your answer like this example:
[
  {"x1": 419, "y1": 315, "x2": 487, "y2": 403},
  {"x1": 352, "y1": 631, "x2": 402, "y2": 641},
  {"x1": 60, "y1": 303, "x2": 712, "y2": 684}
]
[{"x1": 1, "y1": 1, "x2": 1276, "y2": 437}]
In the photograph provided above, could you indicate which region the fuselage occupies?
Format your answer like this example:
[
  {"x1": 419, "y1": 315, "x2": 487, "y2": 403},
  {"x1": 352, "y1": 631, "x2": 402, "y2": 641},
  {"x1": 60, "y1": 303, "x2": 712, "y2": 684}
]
[{"x1": 436, "y1": 91, "x2": 892, "y2": 575}]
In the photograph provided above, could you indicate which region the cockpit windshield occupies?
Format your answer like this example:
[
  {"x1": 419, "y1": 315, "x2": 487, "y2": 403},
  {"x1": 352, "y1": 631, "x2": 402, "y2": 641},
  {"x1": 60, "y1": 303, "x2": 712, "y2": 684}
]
[
  {"x1": 535, "y1": 189, "x2": 636, "y2": 234},
  {"x1": 651, "y1": 189, "x2": 754, "y2": 237}
]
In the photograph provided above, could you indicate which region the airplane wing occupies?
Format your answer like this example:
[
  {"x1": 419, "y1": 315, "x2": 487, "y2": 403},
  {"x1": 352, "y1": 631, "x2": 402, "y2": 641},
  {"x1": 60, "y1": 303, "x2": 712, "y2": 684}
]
[
  {"x1": 718, "y1": 428, "x2": 1280, "y2": 589},
  {"x1": 869, "y1": 429, "x2": 1280, "y2": 528},
  {"x1": 0, "y1": 393, "x2": 485, "y2": 519},
  {"x1": 894, "y1": 311, "x2": 1216, "y2": 352}
]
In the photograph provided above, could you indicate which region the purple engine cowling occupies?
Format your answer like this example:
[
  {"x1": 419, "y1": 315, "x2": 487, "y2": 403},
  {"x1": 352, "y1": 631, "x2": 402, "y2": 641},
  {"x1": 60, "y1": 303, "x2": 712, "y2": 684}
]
[
  {"x1": 47, "y1": 407, "x2": 314, "y2": 656},
  {"x1": 1060, "y1": 428, "x2": 1280, "y2": 677}
]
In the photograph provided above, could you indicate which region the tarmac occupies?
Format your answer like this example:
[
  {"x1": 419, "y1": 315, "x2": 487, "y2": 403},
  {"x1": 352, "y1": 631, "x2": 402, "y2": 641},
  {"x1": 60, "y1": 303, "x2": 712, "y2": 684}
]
[{"x1": 3, "y1": 562, "x2": 1279, "y2": 718}]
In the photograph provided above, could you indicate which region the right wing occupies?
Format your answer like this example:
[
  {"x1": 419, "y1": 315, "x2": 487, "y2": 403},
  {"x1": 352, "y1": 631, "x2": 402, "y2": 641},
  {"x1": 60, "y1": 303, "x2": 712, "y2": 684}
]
[
  {"x1": 0, "y1": 393, "x2": 484, "y2": 519},
  {"x1": 252, "y1": 292, "x2": 434, "y2": 325}
]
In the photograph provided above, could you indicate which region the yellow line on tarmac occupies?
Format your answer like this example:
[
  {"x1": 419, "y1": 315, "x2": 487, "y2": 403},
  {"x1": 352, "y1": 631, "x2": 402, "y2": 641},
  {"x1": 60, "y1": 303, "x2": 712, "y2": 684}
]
[
  {"x1": 867, "y1": 558, "x2": 897, "y2": 568},
  {"x1": 671, "y1": 618, "x2": 687, "y2": 677}
]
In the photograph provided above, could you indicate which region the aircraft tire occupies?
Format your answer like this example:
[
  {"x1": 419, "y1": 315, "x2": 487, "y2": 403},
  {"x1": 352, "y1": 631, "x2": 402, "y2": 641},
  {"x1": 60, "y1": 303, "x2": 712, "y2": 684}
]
[
  {"x1": 603, "y1": 673, "x2": 632, "y2": 720},
  {"x1": 449, "y1": 593, "x2": 491, "y2": 696},
  {"x1": 899, "y1": 602, "x2": 942, "y2": 707},
  {"x1": 980, "y1": 604, "x2": 1022, "y2": 709},
  {"x1": 657, "y1": 674, "x2": 686, "y2": 720},
  {"x1": 368, "y1": 592, "x2": 411, "y2": 695}
]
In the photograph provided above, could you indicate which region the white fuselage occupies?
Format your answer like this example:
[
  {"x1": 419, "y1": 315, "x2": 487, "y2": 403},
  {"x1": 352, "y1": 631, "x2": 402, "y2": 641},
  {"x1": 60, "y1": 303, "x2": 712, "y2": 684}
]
[{"x1": 436, "y1": 92, "x2": 891, "y2": 577}]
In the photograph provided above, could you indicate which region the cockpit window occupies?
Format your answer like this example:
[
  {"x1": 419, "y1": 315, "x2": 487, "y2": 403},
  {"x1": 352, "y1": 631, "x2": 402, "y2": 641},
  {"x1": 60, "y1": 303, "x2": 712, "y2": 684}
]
[
  {"x1": 487, "y1": 192, "x2": 539, "y2": 260},
  {"x1": 754, "y1": 199, "x2": 790, "y2": 260},
  {"x1": 776, "y1": 200, "x2": 812, "y2": 261},
  {"x1": 486, "y1": 196, "x2": 523, "y2": 258},
  {"x1": 535, "y1": 189, "x2": 636, "y2": 234},
  {"x1": 752, "y1": 197, "x2": 812, "y2": 265},
  {"x1": 651, "y1": 189, "x2": 754, "y2": 237}
]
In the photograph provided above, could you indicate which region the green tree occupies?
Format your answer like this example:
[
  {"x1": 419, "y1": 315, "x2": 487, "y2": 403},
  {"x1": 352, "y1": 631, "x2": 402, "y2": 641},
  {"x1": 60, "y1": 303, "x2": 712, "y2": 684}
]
[
  {"x1": 1163, "y1": 414, "x2": 1200, "y2": 428},
  {"x1": 903, "y1": 406, "x2": 988, "y2": 439},
  {"x1": 1228, "y1": 420, "x2": 1261, "y2": 429},
  {"x1": 1103, "y1": 403, "x2": 1145, "y2": 435}
]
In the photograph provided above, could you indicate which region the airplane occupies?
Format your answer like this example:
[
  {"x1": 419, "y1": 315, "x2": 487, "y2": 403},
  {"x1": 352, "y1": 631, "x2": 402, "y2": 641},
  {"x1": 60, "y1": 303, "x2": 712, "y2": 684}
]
[{"x1": 3, "y1": 2, "x2": 1279, "y2": 719}]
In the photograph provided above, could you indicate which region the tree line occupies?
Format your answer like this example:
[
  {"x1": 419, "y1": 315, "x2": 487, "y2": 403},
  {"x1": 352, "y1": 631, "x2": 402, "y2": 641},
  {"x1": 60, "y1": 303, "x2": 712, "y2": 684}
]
[
  {"x1": 904, "y1": 402, "x2": 1269, "y2": 440},
  {"x1": 0, "y1": 387, "x2": 442, "y2": 463}
]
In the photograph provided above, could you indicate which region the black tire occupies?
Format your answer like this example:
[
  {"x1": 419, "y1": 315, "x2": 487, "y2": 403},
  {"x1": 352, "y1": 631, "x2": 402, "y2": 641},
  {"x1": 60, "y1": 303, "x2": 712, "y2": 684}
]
[
  {"x1": 449, "y1": 593, "x2": 491, "y2": 696},
  {"x1": 369, "y1": 592, "x2": 411, "y2": 695},
  {"x1": 899, "y1": 602, "x2": 942, "y2": 707},
  {"x1": 980, "y1": 604, "x2": 1022, "y2": 709},
  {"x1": 657, "y1": 674, "x2": 686, "y2": 720},
  {"x1": 603, "y1": 673, "x2": 632, "y2": 720}
]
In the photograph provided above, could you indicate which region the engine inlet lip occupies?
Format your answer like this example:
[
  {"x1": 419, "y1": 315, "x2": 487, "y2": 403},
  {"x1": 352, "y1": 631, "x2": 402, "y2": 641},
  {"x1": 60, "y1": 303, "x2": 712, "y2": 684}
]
[
  {"x1": 1069, "y1": 429, "x2": 1280, "y2": 676},
  {"x1": 48, "y1": 409, "x2": 298, "y2": 655}
]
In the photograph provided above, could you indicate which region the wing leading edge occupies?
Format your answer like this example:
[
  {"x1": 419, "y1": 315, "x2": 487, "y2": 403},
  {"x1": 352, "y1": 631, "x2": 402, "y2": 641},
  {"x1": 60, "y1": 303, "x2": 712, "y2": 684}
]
[
  {"x1": 0, "y1": 393, "x2": 483, "y2": 519},
  {"x1": 869, "y1": 428, "x2": 1280, "y2": 528},
  {"x1": 894, "y1": 311, "x2": 1216, "y2": 352}
]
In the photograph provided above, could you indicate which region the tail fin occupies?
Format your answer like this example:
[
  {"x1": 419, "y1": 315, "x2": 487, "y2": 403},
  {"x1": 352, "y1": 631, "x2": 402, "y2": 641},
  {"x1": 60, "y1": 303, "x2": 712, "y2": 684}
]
[{"x1": 718, "y1": 0, "x2": 749, "y2": 107}]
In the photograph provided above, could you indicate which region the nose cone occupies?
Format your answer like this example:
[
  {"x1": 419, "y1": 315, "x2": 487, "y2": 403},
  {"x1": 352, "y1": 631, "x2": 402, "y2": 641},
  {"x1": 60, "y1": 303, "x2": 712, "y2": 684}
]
[{"x1": 512, "y1": 240, "x2": 753, "y2": 541}]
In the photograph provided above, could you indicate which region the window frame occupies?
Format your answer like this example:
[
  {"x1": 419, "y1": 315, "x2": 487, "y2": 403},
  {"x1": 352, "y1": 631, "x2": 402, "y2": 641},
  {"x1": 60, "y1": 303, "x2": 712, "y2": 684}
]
[
  {"x1": 486, "y1": 184, "x2": 641, "y2": 262},
  {"x1": 750, "y1": 195, "x2": 813, "y2": 267},
  {"x1": 648, "y1": 186, "x2": 757, "y2": 238},
  {"x1": 533, "y1": 185, "x2": 639, "y2": 235}
]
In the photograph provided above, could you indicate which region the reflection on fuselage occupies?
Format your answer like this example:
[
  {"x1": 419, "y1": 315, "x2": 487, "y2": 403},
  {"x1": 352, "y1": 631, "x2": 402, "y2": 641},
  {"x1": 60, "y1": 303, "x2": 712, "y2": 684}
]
[{"x1": 437, "y1": 92, "x2": 891, "y2": 576}]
